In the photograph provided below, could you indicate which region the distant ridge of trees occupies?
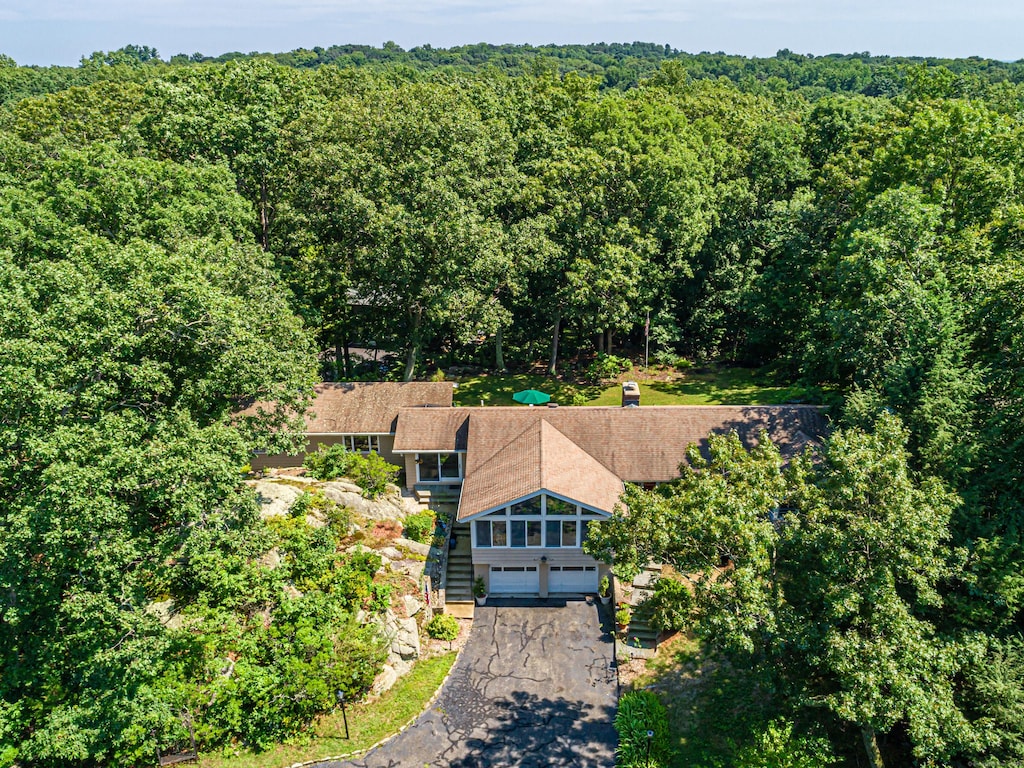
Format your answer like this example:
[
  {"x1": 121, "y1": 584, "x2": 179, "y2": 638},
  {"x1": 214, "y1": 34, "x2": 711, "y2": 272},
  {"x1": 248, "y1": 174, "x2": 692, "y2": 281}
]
[{"x1": 3, "y1": 41, "x2": 1024, "y2": 106}]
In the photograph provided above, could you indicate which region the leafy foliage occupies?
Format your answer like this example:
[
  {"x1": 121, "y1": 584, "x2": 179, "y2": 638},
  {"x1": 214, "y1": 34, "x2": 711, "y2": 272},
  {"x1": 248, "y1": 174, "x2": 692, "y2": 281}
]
[
  {"x1": 425, "y1": 614, "x2": 460, "y2": 650},
  {"x1": 303, "y1": 444, "x2": 400, "y2": 498},
  {"x1": 402, "y1": 512, "x2": 436, "y2": 543},
  {"x1": 615, "y1": 690, "x2": 674, "y2": 768}
]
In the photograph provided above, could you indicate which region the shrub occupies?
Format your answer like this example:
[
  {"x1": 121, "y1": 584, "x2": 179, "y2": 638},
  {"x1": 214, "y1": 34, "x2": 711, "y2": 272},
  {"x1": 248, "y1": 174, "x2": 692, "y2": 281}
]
[
  {"x1": 733, "y1": 718, "x2": 838, "y2": 768},
  {"x1": 403, "y1": 511, "x2": 436, "y2": 543},
  {"x1": 370, "y1": 582, "x2": 393, "y2": 614},
  {"x1": 425, "y1": 614, "x2": 460, "y2": 649},
  {"x1": 616, "y1": 605, "x2": 632, "y2": 627},
  {"x1": 651, "y1": 349, "x2": 691, "y2": 369},
  {"x1": 303, "y1": 445, "x2": 399, "y2": 499},
  {"x1": 615, "y1": 690, "x2": 674, "y2": 767},
  {"x1": 348, "y1": 452, "x2": 400, "y2": 499},
  {"x1": 645, "y1": 577, "x2": 693, "y2": 632},
  {"x1": 586, "y1": 353, "x2": 633, "y2": 382},
  {"x1": 304, "y1": 443, "x2": 354, "y2": 480}
]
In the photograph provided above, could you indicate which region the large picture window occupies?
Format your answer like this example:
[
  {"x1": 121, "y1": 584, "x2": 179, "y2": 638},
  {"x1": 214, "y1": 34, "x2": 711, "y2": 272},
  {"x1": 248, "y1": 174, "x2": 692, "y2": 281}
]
[
  {"x1": 416, "y1": 453, "x2": 463, "y2": 483},
  {"x1": 472, "y1": 493, "x2": 604, "y2": 548}
]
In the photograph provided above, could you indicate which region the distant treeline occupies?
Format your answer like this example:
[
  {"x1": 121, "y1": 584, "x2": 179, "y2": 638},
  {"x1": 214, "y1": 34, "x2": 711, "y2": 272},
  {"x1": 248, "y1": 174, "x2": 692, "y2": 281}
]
[{"x1": 3, "y1": 41, "x2": 1024, "y2": 106}]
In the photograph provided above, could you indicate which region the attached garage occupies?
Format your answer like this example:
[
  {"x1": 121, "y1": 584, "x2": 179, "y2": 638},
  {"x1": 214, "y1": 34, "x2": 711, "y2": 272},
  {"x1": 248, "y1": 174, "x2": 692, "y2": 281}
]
[
  {"x1": 549, "y1": 565, "x2": 598, "y2": 594},
  {"x1": 489, "y1": 565, "x2": 540, "y2": 594}
]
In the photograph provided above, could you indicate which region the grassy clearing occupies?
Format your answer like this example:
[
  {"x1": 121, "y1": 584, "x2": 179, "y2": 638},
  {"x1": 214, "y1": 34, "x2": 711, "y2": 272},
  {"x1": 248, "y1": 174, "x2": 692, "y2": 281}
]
[
  {"x1": 452, "y1": 365, "x2": 813, "y2": 408},
  {"x1": 197, "y1": 652, "x2": 457, "y2": 768},
  {"x1": 631, "y1": 633, "x2": 776, "y2": 767}
]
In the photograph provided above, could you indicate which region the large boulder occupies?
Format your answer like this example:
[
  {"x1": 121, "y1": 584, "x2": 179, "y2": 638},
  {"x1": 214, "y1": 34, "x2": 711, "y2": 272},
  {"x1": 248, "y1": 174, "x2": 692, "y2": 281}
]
[
  {"x1": 371, "y1": 664, "x2": 400, "y2": 695},
  {"x1": 372, "y1": 610, "x2": 421, "y2": 664},
  {"x1": 395, "y1": 537, "x2": 431, "y2": 557},
  {"x1": 253, "y1": 480, "x2": 303, "y2": 519},
  {"x1": 320, "y1": 483, "x2": 409, "y2": 521}
]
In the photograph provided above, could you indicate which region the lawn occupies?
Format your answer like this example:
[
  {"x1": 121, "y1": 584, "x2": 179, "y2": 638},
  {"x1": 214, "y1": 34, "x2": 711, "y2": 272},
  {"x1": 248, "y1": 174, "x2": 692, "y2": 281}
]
[
  {"x1": 630, "y1": 633, "x2": 778, "y2": 767},
  {"x1": 451, "y1": 365, "x2": 814, "y2": 408},
  {"x1": 196, "y1": 652, "x2": 457, "y2": 768}
]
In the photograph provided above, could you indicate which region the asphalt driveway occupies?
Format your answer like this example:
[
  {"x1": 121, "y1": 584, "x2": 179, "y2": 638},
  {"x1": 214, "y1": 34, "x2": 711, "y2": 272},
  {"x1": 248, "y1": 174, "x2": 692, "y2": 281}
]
[{"x1": 319, "y1": 598, "x2": 618, "y2": 768}]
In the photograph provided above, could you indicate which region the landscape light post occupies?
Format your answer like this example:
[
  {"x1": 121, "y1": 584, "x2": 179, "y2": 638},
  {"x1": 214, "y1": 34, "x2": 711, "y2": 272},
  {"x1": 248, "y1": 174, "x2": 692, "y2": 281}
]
[
  {"x1": 336, "y1": 689, "x2": 350, "y2": 739},
  {"x1": 646, "y1": 729, "x2": 654, "y2": 759}
]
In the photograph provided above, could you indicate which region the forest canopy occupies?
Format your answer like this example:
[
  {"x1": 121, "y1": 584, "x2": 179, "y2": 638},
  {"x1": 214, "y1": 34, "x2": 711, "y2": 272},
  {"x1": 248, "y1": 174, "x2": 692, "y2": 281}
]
[{"x1": 1, "y1": 43, "x2": 1023, "y2": 767}]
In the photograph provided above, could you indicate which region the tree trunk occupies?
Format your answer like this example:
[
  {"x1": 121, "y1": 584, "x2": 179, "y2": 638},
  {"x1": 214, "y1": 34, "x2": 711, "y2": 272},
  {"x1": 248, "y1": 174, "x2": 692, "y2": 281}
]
[
  {"x1": 342, "y1": 339, "x2": 351, "y2": 378},
  {"x1": 548, "y1": 314, "x2": 561, "y2": 377},
  {"x1": 495, "y1": 326, "x2": 505, "y2": 371},
  {"x1": 861, "y1": 725, "x2": 885, "y2": 768},
  {"x1": 596, "y1": 331, "x2": 604, "y2": 354},
  {"x1": 607, "y1": 329, "x2": 613, "y2": 354},
  {"x1": 333, "y1": 330, "x2": 343, "y2": 382},
  {"x1": 258, "y1": 181, "x2": 270, "y2": 251},
  {"x1": 404, "y1": 306, "x2": 423, "y2": 382}
]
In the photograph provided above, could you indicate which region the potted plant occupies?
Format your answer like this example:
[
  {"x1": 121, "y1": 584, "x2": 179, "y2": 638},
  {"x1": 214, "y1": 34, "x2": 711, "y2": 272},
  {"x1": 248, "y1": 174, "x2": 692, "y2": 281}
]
[
  {"x1": 598, "y1": 576, "x2": 611, "y2": 605},
  {"x1": 473, "y1": 577, "x2": 487, "y2": 606},
  {"x1": 615, "y1": 604, "x2": 631, "y2": 632}
]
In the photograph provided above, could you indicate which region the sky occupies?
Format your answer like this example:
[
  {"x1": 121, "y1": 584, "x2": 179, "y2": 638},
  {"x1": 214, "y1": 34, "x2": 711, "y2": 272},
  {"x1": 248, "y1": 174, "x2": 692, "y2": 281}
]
[{"x1": 1, "y1": 0, "x2": 1022, "y2": 67}]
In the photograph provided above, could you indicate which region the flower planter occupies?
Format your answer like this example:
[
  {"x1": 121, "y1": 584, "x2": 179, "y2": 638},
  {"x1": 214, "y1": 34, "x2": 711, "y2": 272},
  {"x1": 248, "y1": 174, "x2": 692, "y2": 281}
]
[
  {"x1": 599, "y1": 595, "x2": 611, "y2": 605},
  {"x1": 475, "y1": 595, "x2": 487, "y2": 606}
]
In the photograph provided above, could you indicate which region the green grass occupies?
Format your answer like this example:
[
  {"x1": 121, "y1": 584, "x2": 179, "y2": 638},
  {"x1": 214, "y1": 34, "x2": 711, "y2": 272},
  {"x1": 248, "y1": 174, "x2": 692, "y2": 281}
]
[
  {"x1": 452, "y1": 366, "x2": 813, "y2": 408},
  {"x1": 196, "y1": 652, "x2": 457, "y2": 768},
  {"x1": 632, "y1": 634, "x2": 777, "y2": 767}
]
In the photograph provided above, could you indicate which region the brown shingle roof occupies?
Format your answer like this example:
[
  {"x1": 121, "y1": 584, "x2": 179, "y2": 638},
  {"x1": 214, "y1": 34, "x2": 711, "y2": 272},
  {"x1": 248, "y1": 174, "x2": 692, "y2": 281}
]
[
  {"x1": 301, "y1": 382, "x2": 454, "y2": 434},
  {"x1": 457, "y1": 420, "x2": 625, "y2": 520},
  {"x1": 458, "y1": 405, "x2": 826, "y2": 482},
  {"x1": 392, "y1": 407, "x2": 472, "y2": 452}
]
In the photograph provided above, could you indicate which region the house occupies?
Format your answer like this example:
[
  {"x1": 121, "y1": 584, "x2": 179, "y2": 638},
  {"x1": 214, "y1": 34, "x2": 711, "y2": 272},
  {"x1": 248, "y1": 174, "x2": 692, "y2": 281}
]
[
  {"x1": 252, "y1": 381, "x2": 827, "y2": 600},
  {"x1": 248, "y1": 381, "x2": 454, "y2": 470}
]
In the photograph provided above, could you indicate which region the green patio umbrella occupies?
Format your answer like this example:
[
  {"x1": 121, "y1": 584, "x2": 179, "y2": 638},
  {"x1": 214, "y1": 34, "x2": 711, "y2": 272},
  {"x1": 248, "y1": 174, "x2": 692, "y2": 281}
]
[{"x1": 512, "y1": 389, "x2": 551, "y2": 405}]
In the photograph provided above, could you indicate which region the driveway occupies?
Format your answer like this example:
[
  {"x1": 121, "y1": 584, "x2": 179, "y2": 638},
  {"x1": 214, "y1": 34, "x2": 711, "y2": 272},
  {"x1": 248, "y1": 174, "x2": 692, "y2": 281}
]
[{"x1": 320, "y1": 598, "x2": 618, "y2": 768}]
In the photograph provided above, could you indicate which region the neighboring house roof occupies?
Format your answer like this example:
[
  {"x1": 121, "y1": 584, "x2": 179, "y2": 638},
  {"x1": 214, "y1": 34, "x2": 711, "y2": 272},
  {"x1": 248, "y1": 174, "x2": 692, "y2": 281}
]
[
  {"x1": 457, "y1": 420, "x2": 625, "y2": 521},
  {"x1": 304, "y1": 382, "x2": 454, "y2": 433},
  {"x1": 239, "y1": 381, "x2": 454, "y2": 435},
  {"x1": 392, "y1": 407, "x2": 472, "y2": 452},
  {"x1": 453, "y1": 405, "x2": 826, "y2": 483}
]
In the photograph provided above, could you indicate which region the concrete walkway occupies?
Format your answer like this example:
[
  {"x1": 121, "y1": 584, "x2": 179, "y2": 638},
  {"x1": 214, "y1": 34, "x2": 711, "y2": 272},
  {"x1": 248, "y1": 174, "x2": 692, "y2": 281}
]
[{"x1": 318, "y1": 598, "x2": 618, "y2": 768}]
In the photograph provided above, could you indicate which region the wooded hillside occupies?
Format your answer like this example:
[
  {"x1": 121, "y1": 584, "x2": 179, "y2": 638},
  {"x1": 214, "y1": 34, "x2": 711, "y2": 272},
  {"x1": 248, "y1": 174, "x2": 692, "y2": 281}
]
[{"x1": 1, "y1": 44, "x2": 1022, "y2": 767}]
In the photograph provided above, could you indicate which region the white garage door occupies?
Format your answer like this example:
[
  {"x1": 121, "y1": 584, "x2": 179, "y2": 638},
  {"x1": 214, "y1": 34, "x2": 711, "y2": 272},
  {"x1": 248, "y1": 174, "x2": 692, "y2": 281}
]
[
  {"x1": 489, "y1": 566, "x2": 540, "y2": 594},
  {"x1": 549, "y1": 565, "x2": 598, "y2": 594}
]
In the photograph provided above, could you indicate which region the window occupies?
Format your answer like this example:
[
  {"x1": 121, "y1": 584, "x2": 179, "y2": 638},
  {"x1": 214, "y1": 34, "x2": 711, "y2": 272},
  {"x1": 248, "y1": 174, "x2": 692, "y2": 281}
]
[
  {"x1": 511, "y1": 497, "x2": 541, "y2": 516},
  {"x1": 545, "y1": 496, "x2": 576, "y2": 516},
  {"x1": 472, "y1": 497, "x2": 605, "y2": 549},
  {"x1": 545, "y1": 520, "x2": 561, "y2": 548},
  {"x1": 510, "y1": 520, "x2": 526, "y2": 547},
  {"x1": 440, "y1": 453, "x2": 460, "y2": 479},
  {"x1": 561, "y1": 520, "x2": 577, "y2": 547},
  {"x1": 344, "y1": 435, "x2": 379, "y2": 452},
  {"x1": 475, "y1": 520, "x2": 491, "y2": 547},
  {"x1": 492, "y1": 520, "x2": 507, "y2": 547},
  {"x1": 416, "y1": 453, "x2": 463, "y2": 483},
  {"x1": 418, "y1": 456, "x2": 440, "y2": 481},
  {"x1": 527, "y1": 521, "x2": 542, "y2": 546}
]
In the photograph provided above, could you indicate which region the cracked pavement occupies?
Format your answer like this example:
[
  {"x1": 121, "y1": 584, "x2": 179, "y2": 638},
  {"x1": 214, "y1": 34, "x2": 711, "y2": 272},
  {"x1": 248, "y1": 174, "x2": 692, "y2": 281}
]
[{"x1": 317, "y1": 598, "x2": 618, "y2": 768}]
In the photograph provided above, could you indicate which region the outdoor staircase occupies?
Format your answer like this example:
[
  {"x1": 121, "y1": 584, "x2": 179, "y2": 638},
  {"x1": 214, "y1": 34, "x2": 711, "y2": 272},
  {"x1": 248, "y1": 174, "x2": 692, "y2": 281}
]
[
  {"x1": 444, "y1": 523, "x2": 474, "y2": 604},
  {"x1": 622, "y1": 563, "x2": 663, "y2": 657}
]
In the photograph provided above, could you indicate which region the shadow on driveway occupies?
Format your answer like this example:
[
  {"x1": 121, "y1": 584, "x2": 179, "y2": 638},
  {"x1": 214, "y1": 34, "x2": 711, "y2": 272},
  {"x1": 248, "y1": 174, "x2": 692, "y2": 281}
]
[{"x1": 318, "y1": 599, "x2": 618, "y2": 767}]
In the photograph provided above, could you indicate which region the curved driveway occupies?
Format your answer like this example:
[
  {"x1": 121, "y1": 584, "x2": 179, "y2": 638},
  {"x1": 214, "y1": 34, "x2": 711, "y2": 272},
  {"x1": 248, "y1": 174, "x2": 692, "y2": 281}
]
[{"x1": 318, "y1": 599, "x2": 618, "y2": 768}]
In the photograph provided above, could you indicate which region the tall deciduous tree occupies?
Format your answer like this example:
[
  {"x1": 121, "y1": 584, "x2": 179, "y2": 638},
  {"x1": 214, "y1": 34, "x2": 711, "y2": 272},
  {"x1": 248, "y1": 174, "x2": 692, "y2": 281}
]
[{"x1": 587, "y1": 414, "x2": 971, "y2": 766}]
